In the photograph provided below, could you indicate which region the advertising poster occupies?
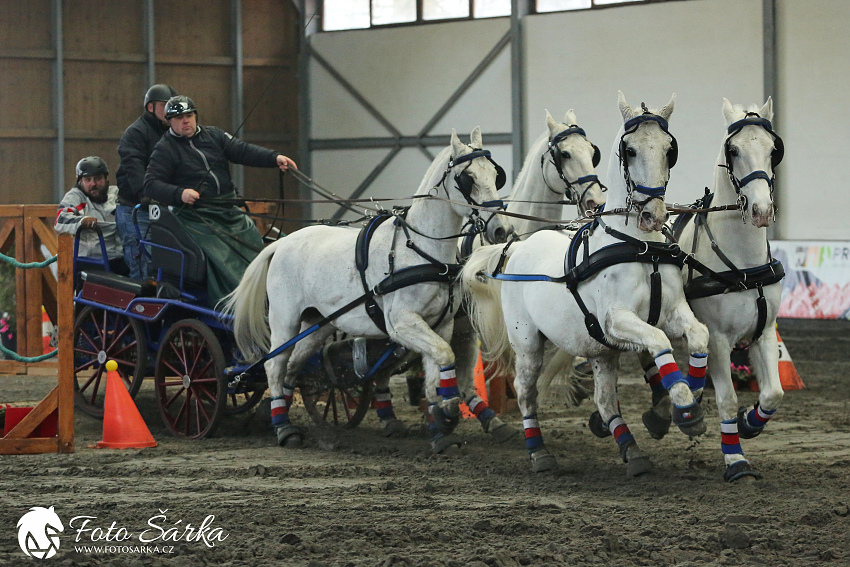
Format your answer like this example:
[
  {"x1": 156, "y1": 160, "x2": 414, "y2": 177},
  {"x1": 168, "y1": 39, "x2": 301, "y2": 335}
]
[{"x1": 771, "y1": 240, "x2": 850, "y2": 320}]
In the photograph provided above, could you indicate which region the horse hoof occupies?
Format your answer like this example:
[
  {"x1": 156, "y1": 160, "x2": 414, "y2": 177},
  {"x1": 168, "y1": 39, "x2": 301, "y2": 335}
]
[
  {"x1": 530, "y1": 450, "x2": 558, "y2": 473},
  {"x1": 486, "y1": 417, "x2": 519, "y2": 443},
  {"x1": 673, "y1": 401, "x2": 706, "y2": 437},
  {"x1": 723, "y1": 460, "x2": 762, "y2": 483},
  {"x1": 588, "y1": 411, "x2": 612, "y2": 438},
  {"x1": 626, "y1": 456, "x2": 653, "y2": 478},
  {"x1": 642, "y1": 407, "x2": 671, "y2": 440},
  {"x1": 380, "y1": 418, "x2": 407, "y2": 438},
  {"x1": 275, "y1": 424, "x2": 304, "y2": 448},
  {"x1": 430, "y1": 433, "x2": 462, "y2": 454},
  {"x1": 430, "y1": 402, "x2": 460, "y2": 435},
  {"x1": 737, "y1": 406, "x2": 763, "y2": 439}
]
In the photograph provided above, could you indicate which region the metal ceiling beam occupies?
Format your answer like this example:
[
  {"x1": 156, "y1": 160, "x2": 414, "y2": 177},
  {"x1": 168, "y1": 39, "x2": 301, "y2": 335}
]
[{"x1": 311, "y1": 133, "x2": 513, "y2": 151}]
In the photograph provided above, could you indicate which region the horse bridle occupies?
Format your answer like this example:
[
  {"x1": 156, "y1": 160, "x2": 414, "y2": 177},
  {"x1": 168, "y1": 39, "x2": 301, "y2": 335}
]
[
  {"x1": 540, "y1": 125, "x2": 606, "y2": 207},
  {"x1": 618, "y1": 105, "x2": 678, "y2": 218},
  {"x1": 435, "y1": 147, "x2": 507, "y2": 237},
  {"x1": 720, "y1": 112, "x2": 784, "y2": 222}
]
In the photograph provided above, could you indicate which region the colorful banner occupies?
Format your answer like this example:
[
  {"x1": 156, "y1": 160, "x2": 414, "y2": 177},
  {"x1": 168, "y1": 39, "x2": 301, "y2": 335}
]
[{"x1": 771, "y1": 240, "x2": 850, "y2": 320}]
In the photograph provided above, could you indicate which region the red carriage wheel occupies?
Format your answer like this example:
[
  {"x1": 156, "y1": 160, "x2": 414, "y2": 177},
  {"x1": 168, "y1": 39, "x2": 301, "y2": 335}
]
[
  {"x1": 154, "y1": 319, "x2": 226, "y2": 439},
  {"x1": 300, "y1": 379, "x2": 373, "y2": 429},
  {"x1": 223, "y1": 385, "x2": 265, "y2": 415},
  {"x1": 73, "y1": 306, "x2": 146, "y2": 418}
]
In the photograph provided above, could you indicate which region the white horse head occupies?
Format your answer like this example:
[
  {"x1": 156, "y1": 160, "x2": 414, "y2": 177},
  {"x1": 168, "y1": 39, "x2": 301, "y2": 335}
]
[
  {"x1": 426, "y1": 127, "x2": 508, "y2": 243},
  {"x1": 611, "y1": 91, "x2": 677, "y2": 232},
  {"x1": 720, "y1": 97, "x2": 780, "y2": 227},
  {"x1": 544, "y1": 109, "x2": 606, "y2": 214}
]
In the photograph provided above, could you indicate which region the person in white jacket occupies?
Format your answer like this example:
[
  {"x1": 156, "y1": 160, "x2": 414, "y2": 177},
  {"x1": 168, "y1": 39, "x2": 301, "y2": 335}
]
[{"x1": 55, "y1": 156, "x2": 129, "y2": 275}]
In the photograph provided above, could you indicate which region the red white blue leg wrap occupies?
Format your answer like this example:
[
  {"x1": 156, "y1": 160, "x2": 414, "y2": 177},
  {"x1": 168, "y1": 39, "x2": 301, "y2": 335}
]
[
  {"x1": 608, "y1": 415, "x2": 636, "y2": 460},
  {"x1": 523, "y1": 414, "x2": 544, "y2": 452},
  {"x1": 738, "y1": 402, "x2": 775, "y2": 439},
  {"x1": 271, "y1": 383, "x2": 295, "y2": 427},
  {"x1": 721, "y1": 418, "x2": 744, "y2": 455},
  {"x1": 437, "y1": 365, "x2": 460, "y2": 399},
  {"x1": 655, "y1": 350, "x2": 686, "y2": 390},
  {"x1": 374, "y1": 387, "x2": 396, "y2": 421},
  {"x1": 642, "y1": 360, "x2": 665, "y2": 396},
  {"x1": 686, "y1": 353, "x2": 707, "y2": 394},
  {"x1": 466, "y1": 395, "x2": 495, "y2": 426}
]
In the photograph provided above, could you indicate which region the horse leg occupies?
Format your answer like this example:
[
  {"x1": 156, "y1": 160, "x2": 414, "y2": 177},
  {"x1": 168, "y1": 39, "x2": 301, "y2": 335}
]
[
  {"x1": 373, "y1": 372, "x2": 406, "y2": 437},
  {"x1": 387, "y1": 312, "x2": 460, "y2": 452},
  {"x1": 511, "y1": 332, "x2": 556, "y2": 472},
  {"x1": 666, "y1": 300, "x2": 711, "y2": 436},
  {"x1": 451, "y1": 311, "x2": 518, "y2": 443},
  {"x1": 638, "y1": 350, "x2": 672, "y2": 440},
  {"x1": 265, "y1": 341, "x2": 302, "y2": 448},
  {"x1": 607, "y1": 308, "x2": 705, "y2": 437},
  {"x1": 713, "y1": 329, "x2": 782, "y2": 482},
  {"x1": 592, "y1": 353, "x2": 653, "y2": 477}
]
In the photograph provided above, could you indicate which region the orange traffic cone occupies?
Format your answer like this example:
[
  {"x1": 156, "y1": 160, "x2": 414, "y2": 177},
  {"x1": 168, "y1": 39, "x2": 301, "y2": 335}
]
[
  {"x1": 460, "y1": 353, "x2": 489, "y2": 418},
  {"x1": 96, "y1": 360, "x2": 156, "y2": 449},
  {"x1": 777, "y1": 329, "x2": 804, "y2": 390},
  {"x1": 42, "y1": 307, "x2": 55, "y2": 354}
]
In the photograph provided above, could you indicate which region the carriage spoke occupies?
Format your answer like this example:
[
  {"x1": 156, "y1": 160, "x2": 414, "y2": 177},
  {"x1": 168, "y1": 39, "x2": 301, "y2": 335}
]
[
  {"x1": 105, "y1": 320, "x2": 132, "y2": 352},
  {"x1": 75, "y1": 358, "x2": 98, "y2": 373},
  {"x1": 78, "y1": 326, "x2": 101, "y2": 354},
  {"x1": 162, "y1": 357, "x2": 186, "y2": 378},
  {"x1": 164, "y1": 386, "x2": 187, "y2": 410},
  {"x1": 87, "y1": 367, "x2": 105, "y2": 404}
]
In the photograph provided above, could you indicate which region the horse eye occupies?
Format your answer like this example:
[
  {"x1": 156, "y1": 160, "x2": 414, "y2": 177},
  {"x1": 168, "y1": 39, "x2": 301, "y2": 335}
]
[
  {"x1": 560, "y1": 151, "x2": 571, "y2": 160},
  {"x1": 626, "y1": 147, "x2": 637, "y2": 158},
  {"x1": 729, "y1": 147, "x2": 739, "y2": 157}
]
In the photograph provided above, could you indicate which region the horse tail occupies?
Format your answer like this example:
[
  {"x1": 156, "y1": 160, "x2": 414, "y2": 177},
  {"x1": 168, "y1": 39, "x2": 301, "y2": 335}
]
[
  {"x1": 460, "y1": 244, "x2": 514, "y2": 374},
  {"x1": 219, "y1": 239, "x2": 284, "y2": 362}
]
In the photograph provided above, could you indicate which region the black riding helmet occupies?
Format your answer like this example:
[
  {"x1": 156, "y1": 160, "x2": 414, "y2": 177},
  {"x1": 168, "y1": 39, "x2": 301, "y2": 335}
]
[
  {"x1": 144, "y1": 84, "x2": 178, "y2": 107},
  {"x1": 164, "y1": 95, "x2": 197, "y2": 120},
  {"x1": 75, "y1": 156, "x2": 109, "y2": 182}
]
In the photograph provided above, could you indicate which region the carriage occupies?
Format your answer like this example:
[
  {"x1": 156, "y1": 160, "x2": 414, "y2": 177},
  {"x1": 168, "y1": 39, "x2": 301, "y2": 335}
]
[{"x1": 71, "y1": 202, "x2": 414, "y2": 440}]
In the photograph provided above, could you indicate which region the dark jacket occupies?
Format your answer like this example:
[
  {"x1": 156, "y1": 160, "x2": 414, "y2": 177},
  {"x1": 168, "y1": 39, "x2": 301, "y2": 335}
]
[
  {"x1": 144, "y1": 126, "x2": 279, "y2": 206},
  {"x1": 116, "y1": 112, "x2": 170, "y2": 204}
]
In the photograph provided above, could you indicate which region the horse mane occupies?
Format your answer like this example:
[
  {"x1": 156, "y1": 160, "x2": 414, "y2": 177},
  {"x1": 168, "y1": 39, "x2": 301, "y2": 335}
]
[
  {"x1": 415, "y1": 145, "x2": 453, "y2": 196},
  {"x1": 509, "y1": 131, "x2": 550, "y2": 203}
]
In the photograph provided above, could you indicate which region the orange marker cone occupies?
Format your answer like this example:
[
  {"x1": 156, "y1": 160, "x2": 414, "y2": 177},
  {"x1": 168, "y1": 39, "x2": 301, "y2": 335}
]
[
  {"x1": 96, "y1": 360, "x2": 157, "y2": 449},
  {"x1": 777, "y1": 329, "x2": 804, "y2": 390}
]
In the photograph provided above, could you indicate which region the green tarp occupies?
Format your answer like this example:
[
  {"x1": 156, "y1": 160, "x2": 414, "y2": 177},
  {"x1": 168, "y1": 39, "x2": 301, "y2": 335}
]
[{"x1": 172, "y1": 193, "x2": 264, "y2": 306}]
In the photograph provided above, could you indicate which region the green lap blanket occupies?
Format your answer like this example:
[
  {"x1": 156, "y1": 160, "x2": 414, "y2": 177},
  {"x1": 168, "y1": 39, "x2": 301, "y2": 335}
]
[{"x1": 173, "y1": 195, "x2": 265, "y2": 307}]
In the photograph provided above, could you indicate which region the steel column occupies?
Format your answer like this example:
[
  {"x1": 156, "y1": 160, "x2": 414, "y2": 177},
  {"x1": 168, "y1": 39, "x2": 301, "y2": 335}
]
[
  {"x1": 510, "y1": 0, "x2": 529, "y2": 184},
  {"x1": 145, "y1": 0, "x2": 155, "y2": 86},
  {"x1": 52, "y1": 0, "x2": 64, "y2": 202},
  {"x1": 763, "y1": 0, "x2": 777, "y2": 238},
  {"x1": 232, "y1": 0, "x2": 245, "y2": 190}
]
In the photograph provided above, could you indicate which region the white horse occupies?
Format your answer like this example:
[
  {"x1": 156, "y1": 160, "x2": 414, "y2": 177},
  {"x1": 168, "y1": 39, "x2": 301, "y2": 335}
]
[
  {"x1": 508, "y1": 109, "x2": 606, "y2": 235},
  {"x1": 447, "y1": 109, "x2": 607, "y2": 442},
  {"x1": 222, "y1": 128, "x2": 508, "y2": 449},
  {"x1": 637, "y1": 98, "x2": 785, "y2": 482},
  {"x1": 462, "y1": 92, "x2": 710, "y2": 476}
]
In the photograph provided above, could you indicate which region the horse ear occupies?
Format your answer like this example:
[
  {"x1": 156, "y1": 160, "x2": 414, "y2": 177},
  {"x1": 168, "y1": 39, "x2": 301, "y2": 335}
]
[
  {"x1": 470, "y1": 126, "x2": 483, "y2": 148},
  {"x1": 658, "y1": 93, "x2": 676, "y2": 121},
  {"x1": 618, "y1": 90, "x2": 636, "y2": 122},
  {"x1": 546, "y1": 110, "x2": 559, "y2": 137},
  {"x1": 722, "y1": 97, "x2": 737, "y2": 124},
  {"x1": 565, "y1": 109, "x2": 577, "y2": 126},
  {"x1": 759, "y1": 97, "x2": 774, "y2": 121},
  {"x1": 451, "y1": 129, "x2": 465, "y2": 157}
]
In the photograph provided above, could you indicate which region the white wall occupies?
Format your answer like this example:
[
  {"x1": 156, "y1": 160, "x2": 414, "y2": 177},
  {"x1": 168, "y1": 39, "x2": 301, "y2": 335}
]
[
  {"x1": 524, "y1": 0, "x2": 762, "y2": 208},
  {"x1": 309, "y1": 18, "x2": 513, "y2": 220},
  {"x1": 776, "y1": 0, "x2": 850, "y2": 240},
  {"x1": 307, "y1": 0, "x2": 850, "y2": 240}
]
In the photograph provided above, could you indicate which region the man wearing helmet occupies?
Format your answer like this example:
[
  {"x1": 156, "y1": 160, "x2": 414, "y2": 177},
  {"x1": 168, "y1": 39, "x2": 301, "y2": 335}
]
[
  {"x1": 144, "y1": 95, "x2": 296, "y2": 304},
  {"x1": 55, "y1": 157, "x2": 129, "y2": 275},
  {"x1": 115, "y1": 83, "x2": 178, "y2": 280}
]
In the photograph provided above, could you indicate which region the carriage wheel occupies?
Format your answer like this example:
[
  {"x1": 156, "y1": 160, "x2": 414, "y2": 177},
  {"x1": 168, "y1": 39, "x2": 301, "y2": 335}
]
[
  {"x1": 300, "y1": 379, "x2": 373, "y2": 429},
  {"x1": 154, "y1": 319, "x2": 226, "y2": 439},
  {"x1": 73, "y1": 306, "x2": 146, "y2": 418},
  {"x1": 223, "y1": 385, "x2": 265, "y2": 415}
]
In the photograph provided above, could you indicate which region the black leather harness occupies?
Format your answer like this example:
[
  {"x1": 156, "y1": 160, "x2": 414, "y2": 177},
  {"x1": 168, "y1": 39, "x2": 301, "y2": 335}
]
[
  {"x1": 673, "y1": 192, "x2": 785, "y2": 342},
  {"x1": 491, "y1": 218, "x2": 690, "y2": 349},
  {"x1": 356, "y1": 211, "x2": 462, "y2": 334}
]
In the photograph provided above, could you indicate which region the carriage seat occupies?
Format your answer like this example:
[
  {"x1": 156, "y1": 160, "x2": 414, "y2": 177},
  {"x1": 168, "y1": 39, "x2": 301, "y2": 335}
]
[
  {"x1": 147, "y1": 206, "x2": 207, "y2": 290},
  {"x1": 78, "y1": 271, "x2": 157, "y2": 310}
]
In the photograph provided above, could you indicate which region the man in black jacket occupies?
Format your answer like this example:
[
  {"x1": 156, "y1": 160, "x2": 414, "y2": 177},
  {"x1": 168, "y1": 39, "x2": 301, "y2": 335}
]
[
  {"x1": 144, "y1": 95, "x2": 296, "y2": 304},
  {"x1": 115, "y1": 83, "x2": 177, "y2": 279}
]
